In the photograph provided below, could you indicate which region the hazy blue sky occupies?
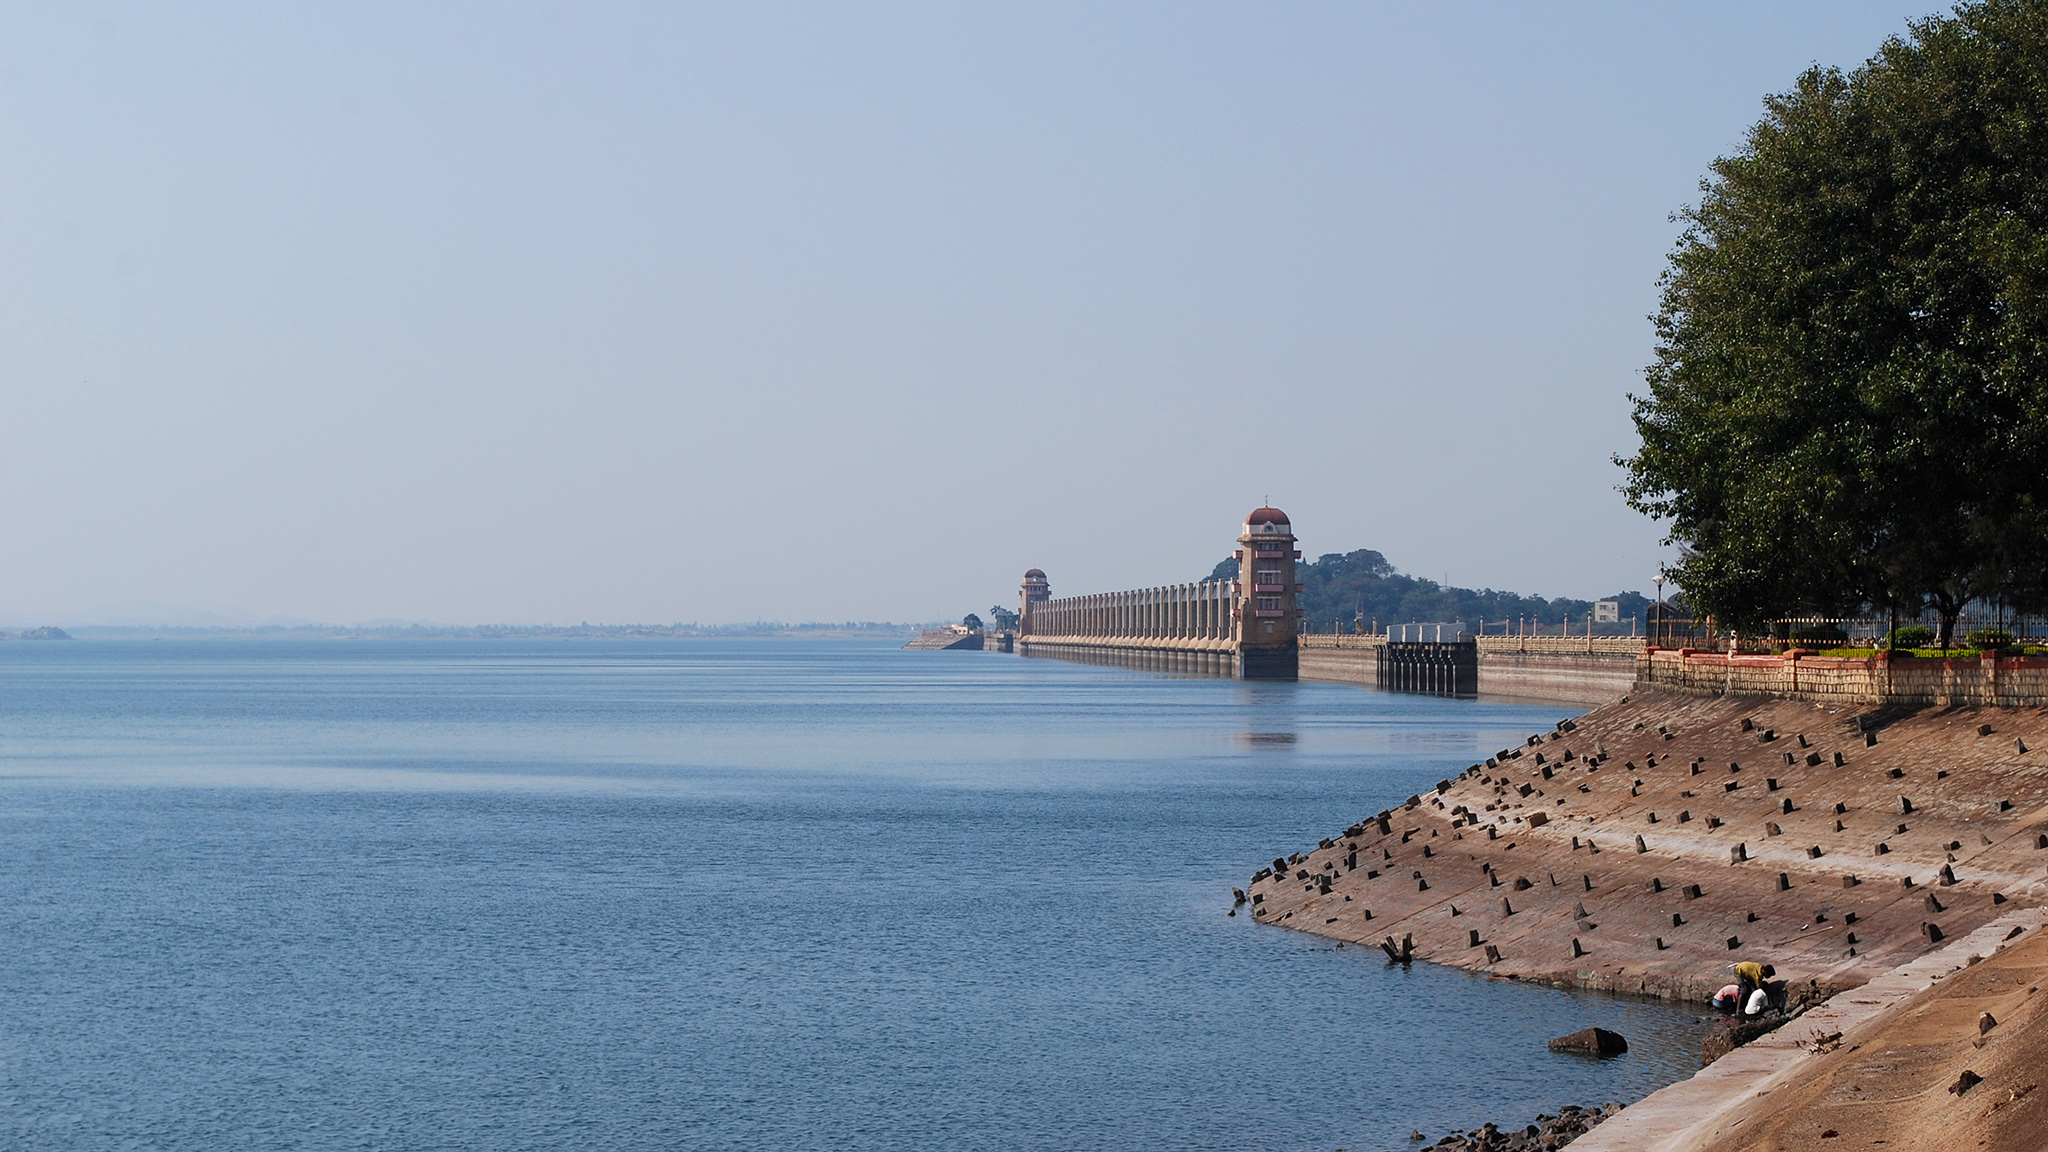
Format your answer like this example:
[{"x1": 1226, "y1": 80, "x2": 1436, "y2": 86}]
[{"x1": 2, "y1": 3, "x2": 1941, "y2": 626}]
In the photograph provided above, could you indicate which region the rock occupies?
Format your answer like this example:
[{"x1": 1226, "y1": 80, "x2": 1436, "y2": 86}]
[
  {"x1": 1425, "y1": 1103, "x2": 1611, "y2": 1151},
  {"x1": 1702, "y1": 1014, "x2": 1788, "y2": 1066},
  {"x1": 1547, "y1": 1026, "x2": 1627, "y2": 1056}
]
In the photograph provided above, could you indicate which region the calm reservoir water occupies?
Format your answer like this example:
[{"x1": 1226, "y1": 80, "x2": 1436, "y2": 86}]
[{"x1": 0, "y1": 636, "x2": 1710, "y2": 1150}]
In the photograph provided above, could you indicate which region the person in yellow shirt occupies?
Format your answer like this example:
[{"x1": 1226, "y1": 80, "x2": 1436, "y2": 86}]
[{"x1": 1733, "y1": 961, "x2": 1776, "y2": 1014}]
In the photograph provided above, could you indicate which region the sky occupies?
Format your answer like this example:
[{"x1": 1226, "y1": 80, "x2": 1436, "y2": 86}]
[{"x1": 0, "y1": 2, "x2": 1945, "y2": 627}]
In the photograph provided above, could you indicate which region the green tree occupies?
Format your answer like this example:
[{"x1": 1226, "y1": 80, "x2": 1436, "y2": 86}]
[
  {"x1": 1622, "y1": 0, "x2": 2048, "y2": 646},
  {"x1": 1205, "y1": 549, "x2": 1646, "y2": 634}
]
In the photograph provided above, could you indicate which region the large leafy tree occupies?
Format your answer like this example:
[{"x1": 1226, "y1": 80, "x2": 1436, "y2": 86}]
[{"x1": 1623, "y1": 0, "x2": 2048, "y2": 644}]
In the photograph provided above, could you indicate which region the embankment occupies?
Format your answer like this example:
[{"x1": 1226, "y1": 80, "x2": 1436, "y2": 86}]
[
  {"x1": 1571, "y1": 902, "x2": 2048, "y2": 1152},
  {"x1": 903, "y1": 628, "x2": 984, "y2": 651},
  {"x1": 1677, "y1": 914, "x2": 2048, "y2": 1152},
  {"x1": 1247, "y1": 688, "x2": 2048, "y2": 1005}
]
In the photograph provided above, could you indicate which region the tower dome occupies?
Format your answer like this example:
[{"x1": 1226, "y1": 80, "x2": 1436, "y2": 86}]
[{"x1": 1244, "y1": 507, "x2": 1290, "y2": 535}]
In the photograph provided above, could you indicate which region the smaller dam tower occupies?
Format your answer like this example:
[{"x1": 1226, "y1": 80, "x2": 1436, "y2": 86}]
[{"x1": 1234, "y1": 507, "x2": 1301, "y2": 679}]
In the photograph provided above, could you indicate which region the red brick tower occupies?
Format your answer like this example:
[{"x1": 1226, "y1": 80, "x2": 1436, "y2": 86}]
[
  {"x1": 1234, "y1": 507, "x2": 1300, "y2": 678},
  {"x1": 1018, "y1": 569, "x2": 1051, "y2": 635}
]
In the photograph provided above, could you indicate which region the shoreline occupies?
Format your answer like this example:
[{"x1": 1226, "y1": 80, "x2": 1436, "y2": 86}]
[
  {"x1": 1249, "y1": 688, "x2": 2048, "y2": 1001},
  {"x1": 1571, "y1": 903, "x2": 2048, "y2": 1151},
  {"x1": 1248, "y1": 686, "x2": 2048, "y2": 1148}
]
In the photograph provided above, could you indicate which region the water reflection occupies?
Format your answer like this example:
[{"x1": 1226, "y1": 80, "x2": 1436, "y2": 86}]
[{"x1": 1238, "y1": 731, "x2": 1298, "y2": 746}]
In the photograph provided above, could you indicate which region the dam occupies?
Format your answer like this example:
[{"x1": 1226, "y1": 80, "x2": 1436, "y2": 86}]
[
  {"x1": 1013, "y1": 506, "x2": 1642, "y2": 702},
  {"x1": 1016, "y1": 506, "x2": 1305, "y2": 679}
]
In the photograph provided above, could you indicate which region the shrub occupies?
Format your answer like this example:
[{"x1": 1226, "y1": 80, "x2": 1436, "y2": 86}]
[
  {"x1": 1883, "y1": 625, "x2": 1935, "y2": 650},
  {"x1": 1965, "y1": 627, "x2": 2013, "y2": 650}
]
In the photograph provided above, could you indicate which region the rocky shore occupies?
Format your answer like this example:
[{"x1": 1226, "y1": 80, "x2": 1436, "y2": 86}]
[{"x1": 1406, "y1": 1103, "x2": 1615, "y2": 1151}]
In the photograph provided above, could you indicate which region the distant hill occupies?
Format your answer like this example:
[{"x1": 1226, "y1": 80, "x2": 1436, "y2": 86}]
[
  {"x1": 1206, "y1": 549, "x2": 1650, "y2": 635},
  {"x1": 0, "y1": 627, "x2": 71, "y2": 640}
]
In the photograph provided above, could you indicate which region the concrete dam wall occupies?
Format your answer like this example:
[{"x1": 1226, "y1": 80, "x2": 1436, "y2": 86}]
[{"x1": 1298, "y1": 635, "x2": 1641, "y2": 706}]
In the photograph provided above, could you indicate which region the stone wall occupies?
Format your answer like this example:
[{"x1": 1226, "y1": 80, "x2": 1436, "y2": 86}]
[
  {"x1": 1295, "y1": 642, "x2": 1378, "y2": 688},
  {"x1": 1476, "y1": 648, "x2": 1637, "y2": 704},
  {"x1": 1635, "y1": 647, "x2": 2048, "y2": 707},
  {"x1": 1296, "y1": 635, "x2": 1636, "y2": 705}
]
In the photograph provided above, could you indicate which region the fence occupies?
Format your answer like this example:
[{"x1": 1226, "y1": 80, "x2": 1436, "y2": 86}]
[
  {"x1": 1768, "y1": 612, "x2": 2048, "y2": 646},
  {"x1": 1476, "y1": 635, "x2": 1646, "y2": 657}
]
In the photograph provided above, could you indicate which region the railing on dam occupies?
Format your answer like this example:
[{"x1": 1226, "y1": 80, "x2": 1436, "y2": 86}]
[
  {"x1": 1478, "y1": 635, "x2": 1646, "y2": 657},
  {"x1": 1299, "y1": 634, "x2": 1647, "y2": 657}
]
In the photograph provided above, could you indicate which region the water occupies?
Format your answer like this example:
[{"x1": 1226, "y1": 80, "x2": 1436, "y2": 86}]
[{"x1": 0, "y1": 636, "x2": 1710, "y2": 1151}]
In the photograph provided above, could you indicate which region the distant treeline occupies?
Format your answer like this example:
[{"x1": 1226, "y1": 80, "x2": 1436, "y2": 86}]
[{"x1": 1206, "y1": 549, "x2": 1652, "y2": 634}]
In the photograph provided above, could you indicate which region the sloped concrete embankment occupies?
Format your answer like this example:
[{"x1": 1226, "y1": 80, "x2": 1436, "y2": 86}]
[
  {"x1": 903, "y1": 628, "x2": 983, "y2": 650},
  {"x1": 1570, "y1": 905, "x2": 2048, "y2": 1152},
  {"x1": 1247, "y1": 689, "x2": 2048, "y2": 1004}
]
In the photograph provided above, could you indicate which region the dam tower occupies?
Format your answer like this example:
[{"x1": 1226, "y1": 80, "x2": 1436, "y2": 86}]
[
  {"x1": 1018, "y1": 568, "x2": 1051, "y2": 633},
  {"x1": 1234, "y1": 506, "x2": 1301, "y2": 679}
]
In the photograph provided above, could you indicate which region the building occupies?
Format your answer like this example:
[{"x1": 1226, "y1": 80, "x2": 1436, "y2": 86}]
[
  {"x1": 1019, "y1": 568, "x2": 1050, "y2": 621},
  {"x1": 1233, "y1": 506, "x2": 1301, "y2": 678}
]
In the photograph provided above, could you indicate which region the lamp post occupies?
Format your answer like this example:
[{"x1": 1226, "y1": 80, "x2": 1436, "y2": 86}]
[{"x1": 1652, "y1": 573, "x2": 1666, "y2": 644}]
